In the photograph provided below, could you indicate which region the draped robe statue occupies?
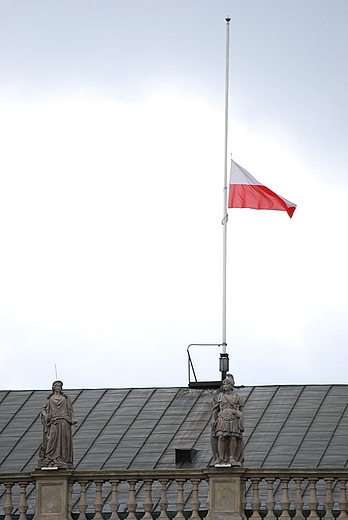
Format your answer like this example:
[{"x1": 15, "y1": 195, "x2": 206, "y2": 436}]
[{"x1": 38, "y1": 381, "x2": 77, "y2": 469}]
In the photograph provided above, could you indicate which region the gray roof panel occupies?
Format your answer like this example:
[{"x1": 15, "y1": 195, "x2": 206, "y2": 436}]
[{"x1": 0, "y1": 384, "x2": 347, "y2": 472}]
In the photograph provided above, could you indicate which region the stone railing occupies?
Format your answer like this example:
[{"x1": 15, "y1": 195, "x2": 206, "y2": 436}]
[
  {"x1": 0, "y1": 468, "x2": 347, "y2": 520},
  {"x1": 243, "y1": 469, "x2": 348, "y2": 520}
]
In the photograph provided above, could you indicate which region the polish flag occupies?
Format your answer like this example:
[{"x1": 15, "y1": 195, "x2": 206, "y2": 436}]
[{"x1": 228, "y1": 160, "x2": 297, "y2": 218}]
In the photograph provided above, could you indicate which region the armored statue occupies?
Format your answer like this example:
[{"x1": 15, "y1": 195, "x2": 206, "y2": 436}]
[{"x1": 211, "y1": 374, "x2": 244, "y2": 466}]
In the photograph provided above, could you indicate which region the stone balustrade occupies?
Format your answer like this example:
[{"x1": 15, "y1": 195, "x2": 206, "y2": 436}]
[
  {"x1": 0, "y1": 468, "x2": 347, "y2": 520},
  {"x1": 243, "y1": 469, "x2": 348, "y2": 520}
]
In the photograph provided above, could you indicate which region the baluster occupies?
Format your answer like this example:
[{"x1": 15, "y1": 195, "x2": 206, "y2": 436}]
[
  {"x1": 293, "y1": 478, "x2": 305, "y2": 520},
  {"x1": 175, "y1": 478, "x2": 186, "y2": 520},
  {"x1": 307, "y1": 478, "x2": 319, "y2": 520},
  {"x1": 127, "y1": 480, "x2": 138, "y2": 520},
  {"x1": 158, "y1": 479, "x2": 169, "y2": 520},
  {"x1": 33, "y1": 483, "x2": 36, "y2": 520},
  {"x1": 338, "y1": 479, "x2": 348, "y2": 520},
  {"x1": 18, "y1": 482, "x2": 28, "y2": 520},
  {"x1": 205, "y1": 478, "x2": 211, "y2": 520},
  {"x1": 323, "y1": 478, "x2": 335, "y2": 520},
  {"x1": 190, "y1": 478, "x2": 201, "y2": 520},
  {"x1": 241, "y1": 477, "x2": 247, "y2": 520},
  {"x1": 265, "y1": 478, "x2": 276, "y2": 520},
  {"x1": 78, "y1": 480, "x2": 88, "y2": 520},
  {"x1": 68, "y1": 480, "x2": 74, "y2": 520},
  {"x1": 250, "y1": 478, "x2": 262, "y2": 520},
  {"x1": 3, "y1": 482, "x2": 13, "y2": 520},
  {"x1": 94, "y1": 480, "x2": 104, "y2": 520},
  {"x1": 280, "y1": 478, "x2": 291, "y2": 520},
  {"x1": 143, "y1": 479, "x2": 154, "y2": 520},
  {"x1": 109, "y1": 479, "x2": 120, "y2": 520}
]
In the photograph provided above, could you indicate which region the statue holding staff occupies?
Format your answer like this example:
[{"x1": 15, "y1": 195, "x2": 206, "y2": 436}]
[{"x1": 211, "y1": 374, "x2": 244, "y2": 466}]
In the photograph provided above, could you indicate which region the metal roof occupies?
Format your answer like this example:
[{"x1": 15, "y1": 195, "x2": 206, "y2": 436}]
[{"x1": 0, "y1": 384, "x2": 347, "y2": 473}]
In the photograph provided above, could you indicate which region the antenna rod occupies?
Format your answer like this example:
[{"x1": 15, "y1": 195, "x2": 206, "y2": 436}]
[{"x1": 220, "y1": 16, "x2": 231, "y2": 379}]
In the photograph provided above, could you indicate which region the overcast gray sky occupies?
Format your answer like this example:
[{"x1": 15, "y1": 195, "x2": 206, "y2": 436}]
[{"x1": 0, "y1": 1, "x2": 347, "y2": 390}]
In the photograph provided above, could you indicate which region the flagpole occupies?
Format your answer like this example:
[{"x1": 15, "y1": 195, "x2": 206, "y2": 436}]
[{"x1": 220, "y1": 16, "x2": 231, "y2": 380}]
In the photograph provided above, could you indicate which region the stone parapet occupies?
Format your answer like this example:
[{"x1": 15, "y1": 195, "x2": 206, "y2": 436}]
[{"x1": 1, "y1": 467, "x2": 348, "y2": 520}]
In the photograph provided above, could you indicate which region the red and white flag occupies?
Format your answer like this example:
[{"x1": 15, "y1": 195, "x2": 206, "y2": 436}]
[{"x1": 228, "y1": 160, "x2": 296, "y2": 218}]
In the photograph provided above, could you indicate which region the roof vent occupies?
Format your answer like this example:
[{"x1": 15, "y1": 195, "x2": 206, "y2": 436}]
[{"x1": 175, "y1": 448, "x2": 198, "y2": 464}]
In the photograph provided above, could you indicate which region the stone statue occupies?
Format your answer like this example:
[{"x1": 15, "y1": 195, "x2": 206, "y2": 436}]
[
  {"x1": 38, "y1": 380, "x2": 77, "y2": 469},
  {"x1": 211, "y1": 374, "x2": 244, "y2": 466}
]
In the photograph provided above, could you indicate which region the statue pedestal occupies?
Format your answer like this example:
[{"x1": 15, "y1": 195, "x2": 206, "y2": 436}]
[
  {"x1": 206, "y1": 468, "x2": 243, "y2": 520},
  {"x1": 33, "y1": 470, "x2": 72, "y2": 520}
]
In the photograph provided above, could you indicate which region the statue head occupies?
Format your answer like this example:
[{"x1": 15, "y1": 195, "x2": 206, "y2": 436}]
[
  {"x1": 222, "y1": 374, "x2": 235, "y2": 391},
  {"x1": 52, "y1": 380, "x2": 63, "y2": 393}
]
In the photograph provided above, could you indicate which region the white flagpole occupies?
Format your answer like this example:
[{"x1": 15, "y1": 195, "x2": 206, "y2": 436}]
[{"x1": 220, "y1": 17, "x2": 231, "y2": 378}]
